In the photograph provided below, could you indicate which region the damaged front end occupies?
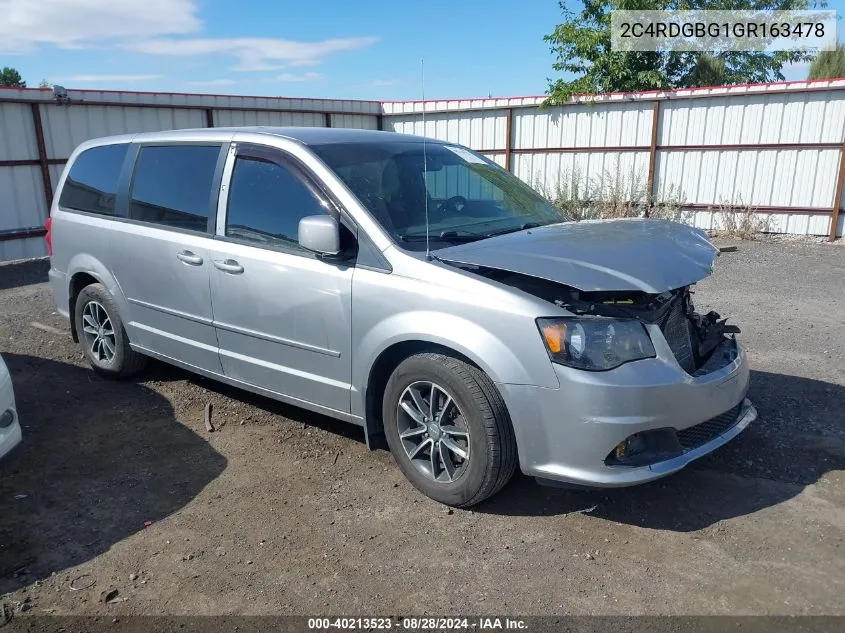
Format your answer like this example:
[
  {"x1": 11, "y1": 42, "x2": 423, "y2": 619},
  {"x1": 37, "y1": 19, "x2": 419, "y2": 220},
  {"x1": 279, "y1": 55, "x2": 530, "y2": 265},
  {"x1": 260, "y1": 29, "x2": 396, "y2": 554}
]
[
  {"x1": 478, "y1": 269, "x2": 739, "y2": 376},
  {"x1": 554, "y1": 286, "x2": 739, "y2": 376},
  {"x1": 469, "y1": 267, "x2": 755, "y2": 474}
]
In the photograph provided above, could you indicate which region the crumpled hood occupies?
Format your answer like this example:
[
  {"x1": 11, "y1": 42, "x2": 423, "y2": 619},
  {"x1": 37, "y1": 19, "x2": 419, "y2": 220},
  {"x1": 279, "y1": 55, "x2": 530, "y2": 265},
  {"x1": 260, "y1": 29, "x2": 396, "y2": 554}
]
[{"x1": 435, "y1": 218, "x2": 719, "y2": 294}]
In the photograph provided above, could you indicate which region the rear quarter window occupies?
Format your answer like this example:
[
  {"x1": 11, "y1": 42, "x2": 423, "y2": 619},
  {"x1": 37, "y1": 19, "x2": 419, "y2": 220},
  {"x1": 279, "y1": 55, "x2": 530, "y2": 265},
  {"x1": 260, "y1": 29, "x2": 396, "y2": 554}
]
[{"x1": 59, "y1": 144, "x2": 130, "y2": 215}]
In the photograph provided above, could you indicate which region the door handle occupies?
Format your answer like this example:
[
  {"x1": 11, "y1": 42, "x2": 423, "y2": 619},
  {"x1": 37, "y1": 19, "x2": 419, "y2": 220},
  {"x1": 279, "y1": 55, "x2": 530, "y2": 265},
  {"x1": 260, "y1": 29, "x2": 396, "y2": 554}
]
[
  {"x1": 213, "y1": 259, "x2": 244, "y2": 274},
  {"x1": 176, "y1": 250, "x2": 203, "y2": 266}
]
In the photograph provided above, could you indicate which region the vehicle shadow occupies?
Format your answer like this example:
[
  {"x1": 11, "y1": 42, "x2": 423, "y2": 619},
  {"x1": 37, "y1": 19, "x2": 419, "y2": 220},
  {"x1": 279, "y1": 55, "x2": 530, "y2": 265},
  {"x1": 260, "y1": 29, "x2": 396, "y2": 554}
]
[
  {"x1": 0, "y1": 259, "x2": 49, "y2": 292},
  {"x1": 0, "y1": 353, "x2": 227, "y2": 593},
  {"x1": 475, "y1": 370, "x2": 845, "y2": 531}
]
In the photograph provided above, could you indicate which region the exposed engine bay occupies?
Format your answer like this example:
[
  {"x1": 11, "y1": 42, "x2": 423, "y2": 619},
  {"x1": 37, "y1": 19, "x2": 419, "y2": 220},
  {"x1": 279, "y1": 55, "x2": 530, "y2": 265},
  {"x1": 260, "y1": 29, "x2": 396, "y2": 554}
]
[{"x1": 471, "y1": 267, "x2": 739, "y2": 375}]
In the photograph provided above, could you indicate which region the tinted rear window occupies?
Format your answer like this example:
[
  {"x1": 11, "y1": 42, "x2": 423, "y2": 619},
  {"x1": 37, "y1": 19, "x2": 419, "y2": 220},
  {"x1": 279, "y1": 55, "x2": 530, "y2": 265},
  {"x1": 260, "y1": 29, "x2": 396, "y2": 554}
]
[
  {"x1": 59, "y1": 144, "x2": 129, "y2": 215},
  {"x1": 129, "y1": 145, "x2": 221, "y2": 232}
]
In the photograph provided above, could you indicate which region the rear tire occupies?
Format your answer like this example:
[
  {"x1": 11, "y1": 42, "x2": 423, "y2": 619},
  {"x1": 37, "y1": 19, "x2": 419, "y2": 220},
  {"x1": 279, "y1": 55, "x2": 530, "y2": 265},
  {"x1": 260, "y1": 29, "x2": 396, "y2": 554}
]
[
  {"x1": 383, "y1": 352, "x2": 517, "y2": 507},
  {"x1": 74, "y1": 283, "x2": 146, "y2": 378}
]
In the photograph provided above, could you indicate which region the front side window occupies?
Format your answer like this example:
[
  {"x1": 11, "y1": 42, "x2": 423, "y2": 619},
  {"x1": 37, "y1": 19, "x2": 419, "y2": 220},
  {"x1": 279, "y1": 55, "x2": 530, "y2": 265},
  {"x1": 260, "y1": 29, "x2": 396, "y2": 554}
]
[
  {"x1": 59, "y1": 143, "x2": 129, "y2": 215},
  {"x1": 311, "y1": 141, "x2": 563, "y2": 250},
  {"x1": 225, "y1": 153, "x2": 328, "y2": 249},
  {"x1": 129, "y1": 145, "x2": 221, "y2": 232}
]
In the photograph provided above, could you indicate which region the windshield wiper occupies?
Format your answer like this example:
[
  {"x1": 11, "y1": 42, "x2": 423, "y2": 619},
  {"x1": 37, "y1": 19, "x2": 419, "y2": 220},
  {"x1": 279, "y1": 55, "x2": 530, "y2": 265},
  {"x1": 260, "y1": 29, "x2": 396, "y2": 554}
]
[
  {"x1": 484, "y1": 222, "x2": 544, "y2": 238},
  {"x1": 398, "y1": 231, "x2": 485, "y2": 243},
  {"x1": 400, "y1": 223, "x2": 545, "y2": 244}
]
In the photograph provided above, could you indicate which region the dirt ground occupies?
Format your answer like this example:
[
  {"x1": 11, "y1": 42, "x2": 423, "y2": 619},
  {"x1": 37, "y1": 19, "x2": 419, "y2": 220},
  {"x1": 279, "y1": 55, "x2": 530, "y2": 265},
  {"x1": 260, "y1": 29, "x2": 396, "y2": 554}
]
[{"x1": 0, "y1": 238, "x2": 843, "y2": 617}]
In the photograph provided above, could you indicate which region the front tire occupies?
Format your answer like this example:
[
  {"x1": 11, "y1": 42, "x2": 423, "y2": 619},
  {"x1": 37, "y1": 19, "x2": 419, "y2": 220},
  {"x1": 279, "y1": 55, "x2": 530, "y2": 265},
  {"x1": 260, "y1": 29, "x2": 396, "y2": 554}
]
[
  {"x1": 383, "y1": 352, "x2": 517, "y2": 507},
  {"x1": 74, "y1": 283, "x2": 146, "y2": 378}
]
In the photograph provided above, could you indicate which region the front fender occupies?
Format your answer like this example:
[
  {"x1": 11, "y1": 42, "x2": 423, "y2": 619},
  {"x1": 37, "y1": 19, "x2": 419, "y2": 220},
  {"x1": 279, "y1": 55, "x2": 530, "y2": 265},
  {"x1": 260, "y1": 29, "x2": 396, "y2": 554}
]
[{"x1": 352, "y1": 310, "x2": 559, "y2": 420}]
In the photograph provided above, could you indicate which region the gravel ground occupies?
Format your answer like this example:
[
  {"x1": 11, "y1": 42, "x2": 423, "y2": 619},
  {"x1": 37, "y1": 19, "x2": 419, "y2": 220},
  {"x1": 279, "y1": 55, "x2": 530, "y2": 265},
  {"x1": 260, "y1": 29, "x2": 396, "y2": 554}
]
[{"x1": 0, "y1": 238, "x2": 843, "y2": 617}]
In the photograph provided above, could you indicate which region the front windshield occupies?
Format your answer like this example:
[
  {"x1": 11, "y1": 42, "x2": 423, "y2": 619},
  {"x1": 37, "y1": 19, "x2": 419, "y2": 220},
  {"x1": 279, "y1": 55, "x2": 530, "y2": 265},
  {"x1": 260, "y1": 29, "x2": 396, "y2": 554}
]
[{"x1": 311, "y1": 141, "x2": 565, "y2": 250}]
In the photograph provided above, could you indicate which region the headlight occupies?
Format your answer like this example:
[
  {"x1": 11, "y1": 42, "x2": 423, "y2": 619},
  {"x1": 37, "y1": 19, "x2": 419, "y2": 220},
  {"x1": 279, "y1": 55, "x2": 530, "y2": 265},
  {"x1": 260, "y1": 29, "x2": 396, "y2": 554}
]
[{"x1": 536, "y1": 317, "x2": 656, "y2": 371}]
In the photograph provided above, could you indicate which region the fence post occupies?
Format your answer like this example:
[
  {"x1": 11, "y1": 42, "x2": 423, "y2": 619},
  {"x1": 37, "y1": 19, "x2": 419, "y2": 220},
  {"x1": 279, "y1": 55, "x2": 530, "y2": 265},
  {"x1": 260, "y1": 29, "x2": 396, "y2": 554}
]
[
  {"x1": 830, "y1": 140, "x2": 845, "y2": 241},
  {"x1": 504, "y1": 107, "x2": 514, "y2": 173},
  {"x1": 645, "y1": 100, "x2": 661, "y2": 217},
  {"x1": 30, "y1": 103, "x2": 53, "y2": 210}
]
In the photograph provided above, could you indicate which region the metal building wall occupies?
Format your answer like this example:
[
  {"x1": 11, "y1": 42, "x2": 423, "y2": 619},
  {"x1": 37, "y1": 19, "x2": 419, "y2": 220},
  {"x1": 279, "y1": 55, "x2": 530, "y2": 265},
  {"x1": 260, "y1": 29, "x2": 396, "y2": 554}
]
[
  {"x1": 0, "y1": 87, "x2": 381, "y2": 262},
  {"x1": 3, "y1": 81, "x2": 845, "y2": 263},
  {"x1": 382, "y1": 79, "x2": 845, "y2": 239},
  {"x1": 0, "y1": 101, "x2": 45, "y2": 260},
  {"x1": 510, "y1": 101, "x2": 653, "y2": 199}
]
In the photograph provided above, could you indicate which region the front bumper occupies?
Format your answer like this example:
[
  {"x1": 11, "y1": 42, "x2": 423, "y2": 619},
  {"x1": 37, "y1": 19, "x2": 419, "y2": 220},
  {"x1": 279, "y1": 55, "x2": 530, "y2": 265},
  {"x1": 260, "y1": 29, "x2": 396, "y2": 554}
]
[{"x1": 497, "y1": 336, "x2": 753, "y2": 487}]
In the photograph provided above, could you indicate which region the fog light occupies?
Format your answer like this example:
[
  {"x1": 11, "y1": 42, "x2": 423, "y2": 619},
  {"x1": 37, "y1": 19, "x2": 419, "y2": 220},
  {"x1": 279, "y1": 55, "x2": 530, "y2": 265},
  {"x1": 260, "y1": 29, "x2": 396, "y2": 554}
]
[
  {"x1": 615, "y1": 433, "x2": 647, "y2": 460},
  {"x1": 0, "y1": 409, "x2": 14, "y2": 429},
  {"x1": 606, "y1": 429, "x2": 683, "y2": 467},
  {"x1": 615, "y1": 441, "x2": 627, "y2": 460}
]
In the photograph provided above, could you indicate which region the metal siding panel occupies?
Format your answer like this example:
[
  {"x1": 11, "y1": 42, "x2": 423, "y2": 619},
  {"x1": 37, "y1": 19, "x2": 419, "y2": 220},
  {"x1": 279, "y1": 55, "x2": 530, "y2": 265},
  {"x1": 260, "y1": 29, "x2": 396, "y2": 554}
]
[
  {"x1": 759, "y1": 96, "x2": 786, "y2": 144},
  {"x1": 825, "y1": 95, "x2": 845, "y2": 143},
  {"x1": 692, "y1": 211, "x2": 714, "y2": 231},
  {"x1": 0, "y1": 165, "x2": 47, "y2": 231},
  {"x1": 41, "y1": 105, "x2": 205, "y2": 159},
  {"x1": 800, "y1": 95, "x2": 824, "y2": 143},
  {"x1": 380, "y1": 111, "x2": 507, "y2": 150},
  {"x1": 330, "y1": 114, "x2": 378, "y2": 129},
  {"x1": 782, "y1": 95, "x2": 806, "y2": 144},
  {"x1": 0, "y1": 236, "x2": 47, "y2": 262},
  {"x1": 384, "y1": 118, "x2": 404, "y2": 133},
  {"x1": 513, "y1": 151, "x2": 649, "y2": 198},
  {"x1": 752, "y1": 150, "x2": 776, "y2": 204},
  {"x1": 800, "y1": 214, "x2": 832, "y2": 236},
  {"x1": 656, "y1": 148, "x2": 838, "y2": 210},
  {"x1": 739, "y1": 98, "x2": 765, "y2": 145},
  {"x1": 0, "y1": 103, "x2": 37, "y2": 160},
  {"x1": 213, "y1": 110, "x2": 324, "y2": 127}
]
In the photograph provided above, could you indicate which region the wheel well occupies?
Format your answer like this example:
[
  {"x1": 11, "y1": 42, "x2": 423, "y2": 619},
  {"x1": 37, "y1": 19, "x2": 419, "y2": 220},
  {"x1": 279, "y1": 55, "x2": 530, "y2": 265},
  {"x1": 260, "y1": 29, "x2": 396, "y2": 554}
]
[
  {"x1": 68, "y1": 272, "x2": 99, "y2": 343},
  {"x1": 363, "y1": 341, "x2": 483, "y2": 448}
]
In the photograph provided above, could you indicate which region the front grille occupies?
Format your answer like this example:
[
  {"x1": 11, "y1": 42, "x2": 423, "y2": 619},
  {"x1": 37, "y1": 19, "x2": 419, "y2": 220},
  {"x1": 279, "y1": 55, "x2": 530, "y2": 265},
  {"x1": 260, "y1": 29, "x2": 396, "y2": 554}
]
[
  {"x1": 657, "y1": 299, "x2": 695, "y2": 373},
  {"x1": 677, "y1": 404, "x2": 742, "y2": 450}
]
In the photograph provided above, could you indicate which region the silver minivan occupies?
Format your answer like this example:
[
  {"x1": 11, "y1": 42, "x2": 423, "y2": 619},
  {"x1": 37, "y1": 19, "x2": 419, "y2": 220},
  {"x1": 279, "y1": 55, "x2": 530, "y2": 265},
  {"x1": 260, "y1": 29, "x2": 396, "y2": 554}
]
[{"x1": 47, "y1": 127, "x2": 756, "y2": 506}]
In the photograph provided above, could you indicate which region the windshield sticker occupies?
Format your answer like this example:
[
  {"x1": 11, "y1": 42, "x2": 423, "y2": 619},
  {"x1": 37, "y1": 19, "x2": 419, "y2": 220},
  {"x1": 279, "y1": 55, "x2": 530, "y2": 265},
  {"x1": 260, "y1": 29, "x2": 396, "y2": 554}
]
[{"x1": 444, "y1": 145, "x2": 487, "y2": 164}]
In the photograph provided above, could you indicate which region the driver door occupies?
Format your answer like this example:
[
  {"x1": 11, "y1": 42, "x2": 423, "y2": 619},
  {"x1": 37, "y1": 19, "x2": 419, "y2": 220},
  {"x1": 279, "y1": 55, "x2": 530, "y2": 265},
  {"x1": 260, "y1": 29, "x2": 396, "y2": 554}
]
[{"x1": 209, "y1": 143, "x2": 353, "y2": 415}]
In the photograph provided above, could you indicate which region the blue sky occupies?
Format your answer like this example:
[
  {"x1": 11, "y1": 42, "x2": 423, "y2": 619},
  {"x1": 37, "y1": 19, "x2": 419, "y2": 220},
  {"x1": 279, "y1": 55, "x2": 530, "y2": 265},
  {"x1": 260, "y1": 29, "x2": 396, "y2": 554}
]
[{"x1": 0, "y1": 0, "x2": 841, "y2": 100}]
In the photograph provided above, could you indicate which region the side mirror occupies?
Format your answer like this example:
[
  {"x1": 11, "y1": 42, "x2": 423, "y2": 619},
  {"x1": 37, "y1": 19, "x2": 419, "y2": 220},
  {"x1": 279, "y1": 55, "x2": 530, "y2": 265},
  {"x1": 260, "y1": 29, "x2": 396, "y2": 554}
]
[{"x1": 298, "y1": 215, "x2": 341, "y2": 256}]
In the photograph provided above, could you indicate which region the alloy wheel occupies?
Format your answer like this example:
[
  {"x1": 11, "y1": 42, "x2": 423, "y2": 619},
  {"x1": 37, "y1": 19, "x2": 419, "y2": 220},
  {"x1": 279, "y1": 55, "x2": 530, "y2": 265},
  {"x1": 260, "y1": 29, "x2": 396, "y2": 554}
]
[
  {"x1": 396, "y1": 381, "x2": 471, "y2": 483},
  {"x1": 81, "y1": 300, "x2": 116, "y2": 364}
]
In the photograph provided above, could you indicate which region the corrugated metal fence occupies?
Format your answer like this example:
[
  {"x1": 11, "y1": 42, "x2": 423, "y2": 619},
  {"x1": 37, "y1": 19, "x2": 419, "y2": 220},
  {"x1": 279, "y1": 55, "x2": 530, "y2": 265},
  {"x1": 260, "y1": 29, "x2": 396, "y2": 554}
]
[
  {"x1": 383, "y1": 78, "x2": 845, "y2": 241},
  {"x1": 0, "y1": 87, "x2": 382, "y2": 261},
  {"x1": 2, "y1": 80, "x2": 844, "y2": 262}
]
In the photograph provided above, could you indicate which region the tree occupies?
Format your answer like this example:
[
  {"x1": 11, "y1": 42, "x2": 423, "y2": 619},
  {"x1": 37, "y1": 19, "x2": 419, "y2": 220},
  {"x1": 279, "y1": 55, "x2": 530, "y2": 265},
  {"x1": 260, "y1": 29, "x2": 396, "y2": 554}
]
[
  {"x1": 0, "y1": 67, "x2": 26, "y2": 88},
  {"x1": 545, "y1": 1, "x2": 822, "y2": 102},
  {"x1": 685, "y1": 54, "x2": 729, "y2": 87},
  {"x1": 808, "y1": 44, "x2": 845, "y2": 79},
  {"x1": 38, "y1": 79, "x2": 51, "y2": 88}
]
